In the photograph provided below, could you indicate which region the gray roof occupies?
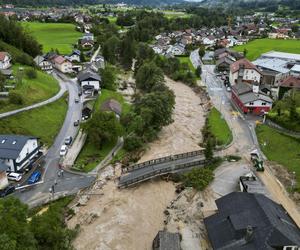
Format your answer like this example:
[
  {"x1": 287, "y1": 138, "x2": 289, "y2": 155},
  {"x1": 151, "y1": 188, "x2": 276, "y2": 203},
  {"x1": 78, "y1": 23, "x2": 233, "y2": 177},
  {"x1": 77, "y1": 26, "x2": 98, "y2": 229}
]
[
  {"x1": 253, "y1": 58, "x2": 290, "y2": 74},
  {"x1": 204, "y1": 192, "x2": 300, "y2": 250},
  {"x1": 0, "y1": 135, "x2": 37, "y2": 160},
  {"x1": 153, "y1": 230, "x2": 181, "y2": 250},
  {"x1": 100, "y1": 99, "x2": 122, "y2": 116},
  {"x1": 261, "y1": 51, "x2": 300, "y2": 62},
  {"x1": 34, "y1": 55, "x2": 46, "y2": 65},
  {"x1": 239, "y1": 92, "x2": 273, "y2": 104},
  {"x1": 77, "y1": 70, "x2": 101, "y2": 82},
  {"x1": 291, "y1": 64, "x2": 300, "y2": 73}
]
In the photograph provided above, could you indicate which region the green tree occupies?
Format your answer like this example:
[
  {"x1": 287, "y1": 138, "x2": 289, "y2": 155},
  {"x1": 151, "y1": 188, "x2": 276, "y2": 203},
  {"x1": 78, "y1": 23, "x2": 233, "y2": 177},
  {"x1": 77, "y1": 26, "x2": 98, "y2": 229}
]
[
  {"x1": 100, "y1": 65, "x2": 117, "y2": 90},
  {"x1": 120, "y1": 33, "x2": 136, "y2": 70},
  {"x1": 196, "y1": 65, "x2": 202, "y2": 77},
  {"x1": 289, "y1": 97, "x2": 299, "y2": 121},
  {"x1": 9, "y1": 91, "x2": 24, "y2": 105},
  {"x1": 204, "y1": 137, "x2": 214, "y2": 161},
  {"x1": 0, "y1": 72, "x2": 5, "y2": 91},
  {"x1": 135, "y1": 62, "x2": 164, "y2": 92},
  {"x1": 182, "y1": 168, "x2": 214, "y2": 191},
  {"x1": 102, "y1": 35, "x2": 120, "y2": 64},
  {"x1": 243, "y1": 48, "x2": 248, "y2": 57},
  {"x1": 84, "y1": 111, "x2": 122, "y2": 148},
  {"x1": 25, "y1": 68, "x2": 37, "y2": 79},
  {"x1": 291, "y1": 24, "x2": 299, "y2": 33},
  {"x1": 198, "y1": 46, "x2": 205, "y2": 58}
]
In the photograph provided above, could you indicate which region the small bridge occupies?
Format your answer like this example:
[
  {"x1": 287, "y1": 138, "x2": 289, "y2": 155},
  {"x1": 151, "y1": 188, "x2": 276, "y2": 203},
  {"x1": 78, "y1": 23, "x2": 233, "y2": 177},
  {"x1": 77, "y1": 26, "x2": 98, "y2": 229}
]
[{"x1": 118, "y1": 150, "x2": 208, "y2": 188}]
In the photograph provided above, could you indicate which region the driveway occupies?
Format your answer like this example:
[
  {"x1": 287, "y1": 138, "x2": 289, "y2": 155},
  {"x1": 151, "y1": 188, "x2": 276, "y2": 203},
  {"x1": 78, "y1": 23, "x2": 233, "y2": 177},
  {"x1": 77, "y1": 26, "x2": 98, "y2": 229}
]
[{"x1": 15, "y1": 72, "x2": 96, "y2": 207}]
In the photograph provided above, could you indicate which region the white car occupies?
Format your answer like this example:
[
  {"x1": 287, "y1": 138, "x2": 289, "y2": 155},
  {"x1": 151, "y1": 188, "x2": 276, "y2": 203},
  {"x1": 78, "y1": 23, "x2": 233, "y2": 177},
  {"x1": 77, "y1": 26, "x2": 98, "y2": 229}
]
[
  {"x1": 60, "y1": 145, "x2": 68, "y2": 157},
  {"x1": 7, "y1": 172, "x2": 22, "y2": 182}
]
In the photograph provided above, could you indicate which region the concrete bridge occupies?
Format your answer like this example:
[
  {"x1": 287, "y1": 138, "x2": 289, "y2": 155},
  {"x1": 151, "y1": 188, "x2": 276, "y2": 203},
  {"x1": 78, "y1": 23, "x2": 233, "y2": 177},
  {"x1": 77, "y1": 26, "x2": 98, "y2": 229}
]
[{"x1": 118, "y1": 150, "x2": 208, "y2": 188}]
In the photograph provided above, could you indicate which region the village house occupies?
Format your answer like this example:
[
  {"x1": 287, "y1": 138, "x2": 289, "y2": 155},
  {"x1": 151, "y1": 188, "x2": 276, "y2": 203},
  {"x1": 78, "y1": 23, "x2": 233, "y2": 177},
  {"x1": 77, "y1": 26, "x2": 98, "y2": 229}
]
[
  {"x1": 66, "y1": 50, "x2": 81, "y2": 63},
  {"x1": 231, "y1": 82, "x2": 273, "y2": 115},
  {"x1": 34, "y1": 55, "x2": 53, "y2": 71},
  {"x1": 77, "y1": 70, "x2": 101, "y2": 94},
  {"x1": 229, "y1": 59, "x2": 262, "y2": 85},
  {"x1": 0, "y1": 52, "x2": 11, "y2": 70},
  {"x1": 0, "y1": 135, "x2": 40, "y2": 173},
  {"x1": 100, "y1": 99, "x2": 122, "y2": 119},
  {"x1": 278, "y1": 76, "x2": 300, "y2": 99},
  {"x1": 204, "y1": 192, "x2": 300, "y2": 250},
  {"x1": 51, "y1": 55, "x2": 73, "y2": 73}
]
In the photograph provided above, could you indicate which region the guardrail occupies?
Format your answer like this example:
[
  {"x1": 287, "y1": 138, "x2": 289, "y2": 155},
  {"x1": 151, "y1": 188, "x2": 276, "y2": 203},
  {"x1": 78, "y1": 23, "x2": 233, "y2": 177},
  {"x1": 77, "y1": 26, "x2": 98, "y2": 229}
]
[
  {"x1": 119, "y1": 158, "x2": 207, "y2": 188},
  {"x1": 126, "y1": 149, "x2": 205, "y2": 173}
]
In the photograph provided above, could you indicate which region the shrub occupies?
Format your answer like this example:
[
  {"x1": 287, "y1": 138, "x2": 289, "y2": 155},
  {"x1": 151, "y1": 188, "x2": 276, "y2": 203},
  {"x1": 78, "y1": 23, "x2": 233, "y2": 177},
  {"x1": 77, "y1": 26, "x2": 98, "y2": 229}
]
[
  {"x1": 25, "y1": 68, "x2": 37, "y2": 79},
  {"x1": 9, "y1": 91, "x2": 24, "y2": 105},
  {"x1": 124, "y1": 134, "x2": 143, "y2": 151},
  {"x1": 182, "y1": 167, "x2": 214, "y2": 191}
]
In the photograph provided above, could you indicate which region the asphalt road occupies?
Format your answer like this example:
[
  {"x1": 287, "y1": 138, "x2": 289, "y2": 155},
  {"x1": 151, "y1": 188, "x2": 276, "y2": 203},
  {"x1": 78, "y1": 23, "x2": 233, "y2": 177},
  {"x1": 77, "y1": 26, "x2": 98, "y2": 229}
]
[{"x1": 15, "y1": 72, "x2": 96, "y2": 207}]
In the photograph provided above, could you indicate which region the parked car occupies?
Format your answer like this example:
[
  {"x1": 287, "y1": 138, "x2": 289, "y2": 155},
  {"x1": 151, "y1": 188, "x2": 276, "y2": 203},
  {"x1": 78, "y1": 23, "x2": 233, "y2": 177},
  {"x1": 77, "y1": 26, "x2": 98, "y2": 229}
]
[
  {"x1": 226, "y1": 86, "x2": 231, "y2": 92},
  {"x1": 65, "y1": 136, "x2": 73, "y2": 146},
  {"x1": 7, "y1": 172, "x2": 22, "y2": 182},
  {"x1": 78, "y1": 91, "x2": 82, "y2": 97},
  {"x1": 60, "y1": 145, "x2": 68, "y2": 156},
  {"x1": 0, "y1": 185, "x2": 15, "y2": 198},
  {"x1": 27, "y1": 171, "x2": 41, "y2": 184},
  {"x1": 73, "y1": 120, "x2": 80, "y2": 126},
  {"x1": 75, "y1": 98, "x2": 79, "y2": 103}
]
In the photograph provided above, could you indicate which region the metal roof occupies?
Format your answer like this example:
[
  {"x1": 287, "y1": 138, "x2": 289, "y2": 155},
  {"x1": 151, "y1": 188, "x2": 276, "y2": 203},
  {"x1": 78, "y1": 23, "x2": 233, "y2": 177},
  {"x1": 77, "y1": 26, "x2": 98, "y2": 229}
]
[
  {"x1": 0, "y1": 135, "x2": 37, "y2": 160},
  {"x1": 204, "y1": 192, "x2": 300, "y2": 250},
  {"x1": 0, "y1": 160, "x2": 8, "y2": 172},
  {"x1": 253, "y1": 58, "x2": 290, "y2": 74},
  {"x1": 78, "y1": 70, "x2": 101, "y2": 82},
  {"x1": 291, "y1": 64, "x2": 300, "y2": 73},
  {"x1": 261, "y1": 51, "x2": 300, "y2": 62}
]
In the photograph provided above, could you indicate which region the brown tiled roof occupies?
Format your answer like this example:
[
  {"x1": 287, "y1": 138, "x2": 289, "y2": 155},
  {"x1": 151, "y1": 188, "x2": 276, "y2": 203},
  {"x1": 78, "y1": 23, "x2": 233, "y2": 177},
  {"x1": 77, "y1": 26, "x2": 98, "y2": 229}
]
[
  {"x1": 53, "y1": 56, "x2": 66, "y2": 65},
  {"x1": 280, "y1": 76, "x2": 300, "y2": 89},
  {"x1": 100, "y1": 99, "x2": 122, "y2": 115},
  {"x1": 230, "y1": 58, "x2": 260, "y2": 74}
]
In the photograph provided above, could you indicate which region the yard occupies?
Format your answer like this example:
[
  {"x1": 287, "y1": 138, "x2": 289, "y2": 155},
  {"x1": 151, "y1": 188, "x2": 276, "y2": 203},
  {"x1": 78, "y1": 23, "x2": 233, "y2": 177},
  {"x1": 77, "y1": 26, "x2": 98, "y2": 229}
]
[
  {"x1": 0, "y1": 65, "x2": 59, "y2": 114},
  {"x1": 74, "y1": 89, "x2": 130, "y2": 172},
  {"x1": 21, "y1": 22, "x2": 82, "y2": 54},
  {"x1": 208, "y1": 107, "x2": 232, "y2": 146},
  {"x1": 256, "y1": 125, "x2": 300, "y2": 189},
  {"x1": 177, "y1": 56, "x2": 200, "y2": 80},
  {"x1": 233, "y1": 39, "x2": 300, "y2": 61},
  {"x1": 0, "y1": 94, "x2": 68, "y2": 146}
]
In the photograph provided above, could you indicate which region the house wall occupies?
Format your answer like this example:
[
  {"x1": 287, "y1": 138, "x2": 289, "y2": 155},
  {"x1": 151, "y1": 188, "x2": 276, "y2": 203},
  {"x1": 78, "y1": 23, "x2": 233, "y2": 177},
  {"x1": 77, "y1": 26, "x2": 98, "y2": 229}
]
[
  {"x1": 81, "y1": 80, "x2": 100, "y2": 90},
  {"x1": 0, "y1": 171, "x2": 8, "y2": 189},
  {"x1": 54, "y1": 61, "x2": 72, "y2": 73},
  {"x1": 230, "y1": 69, "x2": 261, "y2": 85},
  {"x1": 15, "y1": 139, "x2": 39, "y2": 171},
  {"x1": 40, "y1": 61, "x2": 52, "y2": 71},
  {"x1": 231, "y1": 91, "x2": 248, "y2": 113}
]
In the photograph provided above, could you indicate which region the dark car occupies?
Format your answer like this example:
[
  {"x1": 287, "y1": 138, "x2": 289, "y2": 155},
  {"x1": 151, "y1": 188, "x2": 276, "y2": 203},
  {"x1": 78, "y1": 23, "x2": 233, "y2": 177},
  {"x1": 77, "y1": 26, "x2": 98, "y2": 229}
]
[
  {"x1": 28, "y1": 171, "x2": 41, "y2": 184},
  {"x1": 65, "y1": 136, "x2": 73, "y2": 145},
  {"x1": 0, "y1": 185, "x2": 15, "y2": 198}
]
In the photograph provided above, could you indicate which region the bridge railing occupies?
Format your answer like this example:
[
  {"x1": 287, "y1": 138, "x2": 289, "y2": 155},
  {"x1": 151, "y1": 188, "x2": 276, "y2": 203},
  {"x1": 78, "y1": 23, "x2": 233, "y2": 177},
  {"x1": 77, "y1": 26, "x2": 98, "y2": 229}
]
[
  {"x1": 119, "y1": 158, "x2": 207, "y2": 188},
  {"x1": 126, "y1": 149, "x2": 205, "y2": 172}
]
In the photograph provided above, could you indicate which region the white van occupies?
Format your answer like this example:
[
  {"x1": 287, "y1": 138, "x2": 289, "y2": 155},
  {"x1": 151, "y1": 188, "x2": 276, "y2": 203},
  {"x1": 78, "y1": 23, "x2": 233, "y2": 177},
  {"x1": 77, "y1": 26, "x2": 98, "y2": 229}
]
[{"x1": 7, "y1": 172, "x2": 22, "y2": 182}]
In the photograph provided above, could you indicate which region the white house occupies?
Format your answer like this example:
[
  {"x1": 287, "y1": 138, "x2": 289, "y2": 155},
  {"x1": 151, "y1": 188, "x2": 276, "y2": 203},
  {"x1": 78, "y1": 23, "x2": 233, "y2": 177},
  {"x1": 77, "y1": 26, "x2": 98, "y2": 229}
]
[
  {"x1": 0, "y1": 52, "x2": 11, "y2": 70},
  {"x1": 229, "y1": 59, "x2": 261, "y2": 85},
  {"x1": 34, "y1": 55, "x2": 53, "y2": 71},
  {"x1": 52, "y1": 56, "x2": 73, "y2": 73},
  {"x1": 77, "y1": 70, "x2": 101, "y2": 92},
  {"x1": 0, "y1": 135, "x2": 40, "y2": 173}
]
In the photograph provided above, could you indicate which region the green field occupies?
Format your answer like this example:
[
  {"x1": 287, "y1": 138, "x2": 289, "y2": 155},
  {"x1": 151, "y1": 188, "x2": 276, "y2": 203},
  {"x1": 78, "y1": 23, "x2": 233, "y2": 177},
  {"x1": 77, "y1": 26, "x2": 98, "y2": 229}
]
[
  {"x1": 0, "y1": 65, "x2": 59, "y2": 114},
  {"x1": 256, "y1": 125, "x2": 300, "y2": 189},
  {"x1": 74, "y1": 89, "x2": 130, "y2": 172},
  {"x1": 0, "y1": 95, "x2": 68, "y2": 146},
  {"x1": 21, "y1": 22, "x2": 82, "y2": 54},
  {"x1": 208, "y1": 107, "x2": 233, "y2": 146},
  {"x1": 177, "y1": 56, "x2": 200, "y2": 80},
  {"x1": 233, "y1": 39, "x2": 300, "y2": 61}
]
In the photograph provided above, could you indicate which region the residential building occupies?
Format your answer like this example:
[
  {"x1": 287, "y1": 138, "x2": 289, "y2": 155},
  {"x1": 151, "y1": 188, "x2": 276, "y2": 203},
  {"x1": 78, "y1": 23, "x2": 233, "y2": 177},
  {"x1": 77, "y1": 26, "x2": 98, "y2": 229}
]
[
  {"x1": 216, "y1": 56, "x2": 235, "y2": 72},
  {"x1": 0, "y1": 135, "x2": 40, "y2": 173},
  {"x1": 52, "y1": 56, "x2": 72, "y2": 73},
  {"x1": 204, "y1": 192, "x2": 300, "y2": 250},
  {"x1": 253, "y1": 58, "x2": 290, "y2": 86},
  {"x1": 278, "y1": 76, "x2": 300, "y2": 99},
  {"x1": 0, "y1": 160, "x2": 9, "y2": 190},
  {"x1": 77, "y1": 70, "x2": 101, "y2": 92},
  {"x1": 80, "y1": 38, "x2": 94, "y2": 49},
  {"x1": 152, "y1": 231, "x2": 181, "y2": 250},
  {"x1": 0, "y1": 52, "x2": 11, "y2": 70},
  {"x1": 34, "y1": 55, "x2": 53, "y2": 71},
  {"x1": 229, "y1": 59, "x2": 262, "y2": 85},
  {"x1": 100, "y1": 99, "x2": 122, "y2": 118},
  {"x1": 231, "y1": 82, "x2": 273, "y2": 115},
  {"x1": 290, "y1": 65, "x2": 300, "y2": 77},
  {"x1": 66, "y1": 50, "x2": 81, "y2": 63},
  {"x1": 82, "y1": 33, "x2": 94, "y2": 41}
]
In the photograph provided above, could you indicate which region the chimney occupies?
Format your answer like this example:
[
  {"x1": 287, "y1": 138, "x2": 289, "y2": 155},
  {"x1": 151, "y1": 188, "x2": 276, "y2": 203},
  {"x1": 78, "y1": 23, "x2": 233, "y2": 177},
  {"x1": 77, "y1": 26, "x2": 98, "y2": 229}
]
[
  {"x1": 245, "y1": 225, "x2": 254, "y2": 243},
  {"x1": 253, "y1": 82, "x2": 259, "y2": 94}
]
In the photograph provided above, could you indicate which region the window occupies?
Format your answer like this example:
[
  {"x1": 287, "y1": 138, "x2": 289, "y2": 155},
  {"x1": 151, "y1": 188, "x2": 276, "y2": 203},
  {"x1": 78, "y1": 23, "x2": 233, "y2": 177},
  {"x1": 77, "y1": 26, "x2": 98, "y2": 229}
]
[
  {"x1": 249, "y1": 102, "x2": 254, "y2": 105},
  {"x1": 262, "y1": 102, "x2": 266, "y2": 106}
]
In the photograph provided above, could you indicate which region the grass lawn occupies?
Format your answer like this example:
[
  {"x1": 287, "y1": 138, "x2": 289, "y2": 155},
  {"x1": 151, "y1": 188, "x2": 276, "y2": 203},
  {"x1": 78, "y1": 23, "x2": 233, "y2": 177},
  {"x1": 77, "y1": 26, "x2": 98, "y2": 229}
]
[
  {"x1": 233, "y1": 39, "x2": 300, "y2": 61},
  {"x1": 256, "y1": 125, "x2": 300, "y2": 189},
  {"x1": 74, "y1": 89, "x2": 130, "y2": 172},
  {"x1": 21, "y1": 22, "x2": 82, "y2": 54},
  {"x1": 208, "y1": 107, "x2": 233, "y2": 146},
  {"x1": 0, "y1": 65, "x2": 59, "y2": 113},
  {"x1": 177, "y1": 56, "x2": 200, "y2": 80},
  {"x1": 162, "y1": 11, "x2": 192, "y2": 19},
  {"x1": 0, "y1": 94, "x2": 68, "y2": 146}
]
